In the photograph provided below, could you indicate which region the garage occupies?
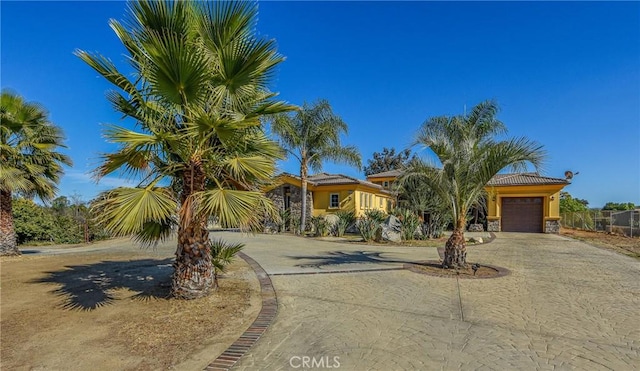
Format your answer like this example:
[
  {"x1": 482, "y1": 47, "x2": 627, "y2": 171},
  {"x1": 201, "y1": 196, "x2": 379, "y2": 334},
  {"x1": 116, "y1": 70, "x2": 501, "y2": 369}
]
[{"x1": 501, "y1": 197, "x2": 544, "y2": 232}]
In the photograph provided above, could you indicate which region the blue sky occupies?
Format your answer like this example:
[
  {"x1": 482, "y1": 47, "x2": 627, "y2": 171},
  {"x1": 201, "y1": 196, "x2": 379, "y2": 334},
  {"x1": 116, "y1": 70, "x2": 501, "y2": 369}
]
[{"x1": 2, "y1": 1, "x2": 639, "y2": 208}]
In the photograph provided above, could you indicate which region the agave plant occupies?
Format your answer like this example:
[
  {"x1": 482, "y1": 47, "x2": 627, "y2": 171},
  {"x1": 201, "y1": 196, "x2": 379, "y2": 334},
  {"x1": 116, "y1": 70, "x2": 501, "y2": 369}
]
[
  {"x1": 334, "y1": 210, "x2": 356, "y2": 237},
  {"x1": 393, "y1": 207, "x2": 421, "y2": 241},
  {"x1": 309, "y1": 215, "x2": 329, "y2": 237}
]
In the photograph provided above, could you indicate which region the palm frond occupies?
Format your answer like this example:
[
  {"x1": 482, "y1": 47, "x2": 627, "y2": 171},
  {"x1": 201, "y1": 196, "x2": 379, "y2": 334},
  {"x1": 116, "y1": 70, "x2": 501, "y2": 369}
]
[{"x1": 92, "y1": 185, "x2": 177, "y2": 241}]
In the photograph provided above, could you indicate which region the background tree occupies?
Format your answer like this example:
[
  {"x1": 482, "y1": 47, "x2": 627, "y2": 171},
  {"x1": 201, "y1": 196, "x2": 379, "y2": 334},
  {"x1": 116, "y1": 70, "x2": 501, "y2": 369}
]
[
  {"x1": 559, "y1": 191, "x2": 589, "y2": 213},
  {"x1": 363, "y1": 147, "x2": 413, "y2": 176},
  {"x1": 0, "y1": 90, "x2": 72, "y2": 255},
  {"x1": 602, "y1": 202, "x2": 636, "y2": 211},
  {"x1": 396, "y1": 169, "x2": 451, "y2": 238},
  {"x1": 77, "y1": 0, "x2": 294, "y2": 299},
  {"x1": 403, "y1": 100, "x2": 545, "y2": 268},
  {"x1": 271, "y1": 99, "x2": 361, "y2": 232}
]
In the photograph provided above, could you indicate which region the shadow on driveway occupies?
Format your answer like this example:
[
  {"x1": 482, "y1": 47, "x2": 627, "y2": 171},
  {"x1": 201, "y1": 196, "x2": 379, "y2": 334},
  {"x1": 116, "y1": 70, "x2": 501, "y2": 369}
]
[
  {"x1": 287, "y1": 250, "x2": 412, "y2": 269},
  {"x1": 31, "y1": 258, "x2": 174, "y2": 311}
]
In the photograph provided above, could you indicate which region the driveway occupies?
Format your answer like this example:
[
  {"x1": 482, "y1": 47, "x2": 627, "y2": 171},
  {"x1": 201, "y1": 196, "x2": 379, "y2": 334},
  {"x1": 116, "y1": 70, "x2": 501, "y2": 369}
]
[{"x1": 213, "y1": 231, "x2": 640, "y2": 370}]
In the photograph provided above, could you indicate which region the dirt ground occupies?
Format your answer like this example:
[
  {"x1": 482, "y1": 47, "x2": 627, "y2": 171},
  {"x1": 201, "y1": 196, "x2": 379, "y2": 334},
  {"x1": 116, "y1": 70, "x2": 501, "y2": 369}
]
[
  {"x1": 0, "y1": 238, "x2": 261, "y2": 370},
  {"x1": 560, "y1": 227, "x2": 640, "y2": 260}
]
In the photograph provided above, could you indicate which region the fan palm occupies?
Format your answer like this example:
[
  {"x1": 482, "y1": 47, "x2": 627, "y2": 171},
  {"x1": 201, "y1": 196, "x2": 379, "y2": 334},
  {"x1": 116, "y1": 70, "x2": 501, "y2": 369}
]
[
  {"x1": 76, "y1": 0, "x2": 294, "y2": 299},
  {"x1": 0, "y1": 90, "x2": 72, "y2": 256},
  {"x1": 403, "y1": 100, "x2": 545, "y2": 268},
  {"x1": 271, "y1": 100, "x2": 361, "y2": 232}
]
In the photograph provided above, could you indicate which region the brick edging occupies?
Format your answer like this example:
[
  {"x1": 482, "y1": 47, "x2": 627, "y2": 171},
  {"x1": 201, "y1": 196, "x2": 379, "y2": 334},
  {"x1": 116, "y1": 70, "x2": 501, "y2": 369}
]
[{"x1": 204, "y1": 252, "x2": 277, "y2": 371}]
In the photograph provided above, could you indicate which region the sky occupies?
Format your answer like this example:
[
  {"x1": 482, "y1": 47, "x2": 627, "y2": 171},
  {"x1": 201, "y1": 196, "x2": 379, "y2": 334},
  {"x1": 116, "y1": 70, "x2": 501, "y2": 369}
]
[{"x1": 1, "y1": 1, "x2": 639, "y2": 208}]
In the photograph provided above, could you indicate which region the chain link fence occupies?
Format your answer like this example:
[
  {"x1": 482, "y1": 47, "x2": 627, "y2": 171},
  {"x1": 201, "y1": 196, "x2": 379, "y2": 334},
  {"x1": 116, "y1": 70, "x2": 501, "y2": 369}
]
[{"x1": 560, "y1": 210, "x2": 640, "y2": 237}]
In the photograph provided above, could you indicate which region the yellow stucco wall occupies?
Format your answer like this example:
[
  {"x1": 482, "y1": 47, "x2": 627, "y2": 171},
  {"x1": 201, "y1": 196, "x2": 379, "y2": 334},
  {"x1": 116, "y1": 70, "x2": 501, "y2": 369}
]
[{"x1": 368, "y1": 176, "x2": 396, "y2": 191}]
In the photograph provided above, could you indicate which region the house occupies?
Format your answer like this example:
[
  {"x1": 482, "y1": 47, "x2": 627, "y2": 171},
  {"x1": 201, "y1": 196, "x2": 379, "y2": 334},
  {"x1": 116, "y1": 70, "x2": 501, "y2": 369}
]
[
  {"x1": 366, "y1": 170, "x2": 569, "y2": 233},
  {"x1": 266, "y1": 172, "x2": 394, "y2": 220}
]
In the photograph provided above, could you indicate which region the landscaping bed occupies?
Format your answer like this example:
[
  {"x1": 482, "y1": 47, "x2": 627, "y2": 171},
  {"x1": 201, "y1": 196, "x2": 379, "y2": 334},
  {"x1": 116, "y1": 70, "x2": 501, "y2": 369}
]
[{"x1": 0, "y1": 242, "x2": 260, "y2": 370}]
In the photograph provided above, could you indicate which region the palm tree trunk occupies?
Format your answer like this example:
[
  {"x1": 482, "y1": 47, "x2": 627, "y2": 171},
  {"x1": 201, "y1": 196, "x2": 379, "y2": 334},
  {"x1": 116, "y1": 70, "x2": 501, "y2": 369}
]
[
  {"x1": 443, "y1": 218, "x2": 466, "y2": 268},
  {"x1": 300, "y1": 164, "x2": 308, "y2": 234},
  {"x1": 0, "y1": 190, "x2": 20, "y2": 256},
  {"x1": 171, "y1": 161, "x2": 214, "y2": 299}
]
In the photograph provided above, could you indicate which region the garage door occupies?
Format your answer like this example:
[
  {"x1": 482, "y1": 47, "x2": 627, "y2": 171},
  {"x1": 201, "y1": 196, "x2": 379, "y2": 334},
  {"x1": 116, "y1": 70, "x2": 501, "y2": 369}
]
[{"x1": 501, "y1": 197, "x2": 543, "y2": 232}]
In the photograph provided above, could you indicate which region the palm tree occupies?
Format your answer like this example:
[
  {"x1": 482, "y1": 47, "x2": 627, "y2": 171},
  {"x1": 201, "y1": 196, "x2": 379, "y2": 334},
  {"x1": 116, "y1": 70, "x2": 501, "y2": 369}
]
[
  {"x1": 76, "y1": 0, "x2": 294, "y2": 299},
  {"x1": 0, "y1": 91, "x2": 72, "y2": 256},
  {"x1": 271, "y1": 100, "x2": 361, "y2": 232},
  {"x1": 404, "y1": 100, "x2": 545, "y2": 268}
]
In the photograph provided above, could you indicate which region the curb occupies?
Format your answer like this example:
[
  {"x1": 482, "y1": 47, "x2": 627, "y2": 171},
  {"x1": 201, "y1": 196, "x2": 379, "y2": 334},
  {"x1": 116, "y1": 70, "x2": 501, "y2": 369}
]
[{"x1": 204, "y1": 252, "x2": 277, "y2": 371}]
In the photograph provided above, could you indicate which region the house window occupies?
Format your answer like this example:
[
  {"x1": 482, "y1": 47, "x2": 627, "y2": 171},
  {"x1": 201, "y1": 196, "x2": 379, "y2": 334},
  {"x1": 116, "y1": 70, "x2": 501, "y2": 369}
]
[
  {"x1": 330, "y1": 193, "x2": 339, "y2": 208},
  {"x1": 383, "y1": 181, "x2": 389, "y2": 188},
  {"x1": 360, "y1": 193, "x2": 364, "y2": 209},
  {"x1": 379, "y1": 197, "x2": 383, "y2": 208}
]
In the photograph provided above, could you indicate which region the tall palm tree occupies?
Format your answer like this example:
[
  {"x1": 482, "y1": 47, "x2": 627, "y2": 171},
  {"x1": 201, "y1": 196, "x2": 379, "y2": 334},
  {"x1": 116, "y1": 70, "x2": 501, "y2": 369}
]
[
  {"x1": 403, "y1": 100, "x2": 545, "y2": 268},
  {"x1": 271, "y1": 100, "x2": 361, "y2": 232},
  {"x1": 0, "y1": 91, "x2": 72, "y2": 256},
  {"x1": 76, "y1": 0, "x2": 294, "y2": 299}
]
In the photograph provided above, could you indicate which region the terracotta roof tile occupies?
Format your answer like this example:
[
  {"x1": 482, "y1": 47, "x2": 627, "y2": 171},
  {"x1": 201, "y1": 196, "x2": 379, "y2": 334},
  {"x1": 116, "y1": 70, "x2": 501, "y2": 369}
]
[
  {"x1": 487, "y1": 173, "x2": 569, "y2": 186},
  {"x1": 366, "y1": 169, "x2": 403, "y2": 178}
]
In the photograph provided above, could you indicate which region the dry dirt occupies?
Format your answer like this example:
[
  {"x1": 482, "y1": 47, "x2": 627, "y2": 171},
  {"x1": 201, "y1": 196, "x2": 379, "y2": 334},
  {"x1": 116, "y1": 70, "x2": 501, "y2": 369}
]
[
  {"x1": 405, "y1": 261, "x2": 502, "y2": 278},
  {"x1": 560, "y1": 227, "x2": 640, "y2": 260},
  {"x1": 0, "y1": 239, "x2": 261, "y2": 370}
]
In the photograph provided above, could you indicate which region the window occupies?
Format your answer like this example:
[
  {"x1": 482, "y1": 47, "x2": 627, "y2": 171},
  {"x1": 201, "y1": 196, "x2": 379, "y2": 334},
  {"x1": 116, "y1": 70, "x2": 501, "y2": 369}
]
[
  {"x1": 360, "y1": 193, "x2": 364, "y2": 209},
  {"x1": 383, "y1": 181, "x2": 389, "y2": 188},
  {"x1": 330, "y1": 193, "x2": 339, "y2": 208},
  {"x1": 379, "y1": 197, "x2": 383, "y2": 207}
]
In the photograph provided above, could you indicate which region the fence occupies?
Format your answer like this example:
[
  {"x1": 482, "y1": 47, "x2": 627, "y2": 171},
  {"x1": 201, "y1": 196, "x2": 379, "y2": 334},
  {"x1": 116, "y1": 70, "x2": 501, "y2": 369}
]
[{"x1": 560, "y1": 210, "x2": 640, "y2": 237}]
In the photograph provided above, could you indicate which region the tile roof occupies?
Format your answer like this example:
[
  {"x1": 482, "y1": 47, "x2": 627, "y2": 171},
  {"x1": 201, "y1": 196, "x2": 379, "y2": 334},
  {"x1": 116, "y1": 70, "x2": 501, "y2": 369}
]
[
  {"x1": 308, "y1": 173, "x2": 385, "y2": 189},
  {"x1": 366, "y1": 169, "x2": 403, "y2": 178},
  {"x1": 278, "y1": 172, "x2": 391, "y2": 194},
  {"x1": 487, "y1": 173, "x2": 569, "y2": 186}
]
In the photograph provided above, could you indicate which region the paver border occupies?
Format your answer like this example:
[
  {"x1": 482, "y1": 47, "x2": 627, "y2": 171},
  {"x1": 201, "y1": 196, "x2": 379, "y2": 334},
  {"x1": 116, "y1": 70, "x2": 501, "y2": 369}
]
[
  {"x1": 404, "y1": 260, "x2": 511, "y2": 279},
  {"x1": 204, "y1": 252, "x2": 277, "y2": 371}
]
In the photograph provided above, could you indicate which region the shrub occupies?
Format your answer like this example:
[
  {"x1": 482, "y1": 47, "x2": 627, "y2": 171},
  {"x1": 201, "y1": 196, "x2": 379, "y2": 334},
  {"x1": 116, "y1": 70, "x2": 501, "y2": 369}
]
[
  {"x1": 309, "y1": 215, "x2": 329, "y2": 237},
  {"x1": 394, "y1": 208, "x2": 421, "y2": 241},
  {"x1": 210, "y1": 238, "x2": 244, "y2": 287},
  {"x1": 276, "y1": 209, "x2": 290, "y2": 233},
  {"x1": 334, "y1": 210, "x2": 356, "y2": 237},
  {"x1": 365, "y1": 209, "x2": 387, "y2": 224},
  {"x1": 357, "y1": 210, "x2": 386, "y2": 242}
]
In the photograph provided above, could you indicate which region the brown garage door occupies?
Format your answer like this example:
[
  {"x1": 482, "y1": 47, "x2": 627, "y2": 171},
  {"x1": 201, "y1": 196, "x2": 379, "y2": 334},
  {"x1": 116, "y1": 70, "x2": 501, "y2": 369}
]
[{"x1": 501, "y1": 197, "x2": 543, "y2": 232}]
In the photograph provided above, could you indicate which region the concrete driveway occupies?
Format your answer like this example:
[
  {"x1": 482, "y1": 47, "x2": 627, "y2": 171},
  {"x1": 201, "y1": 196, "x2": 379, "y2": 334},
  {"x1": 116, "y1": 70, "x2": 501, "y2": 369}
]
[{"x1": 213, "y1": 231, "x2": 639, "y2": 370}]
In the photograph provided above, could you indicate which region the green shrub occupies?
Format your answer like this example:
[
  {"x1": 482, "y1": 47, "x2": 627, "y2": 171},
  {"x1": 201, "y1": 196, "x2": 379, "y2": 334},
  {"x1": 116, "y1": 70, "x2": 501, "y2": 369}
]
[
  {"x1": 357, "y1": 210, "x2": 386, "y2": 242},
  {"x1": 334, "y1": 210, "x2": 356, "y2": 237},
  {"x1": 394, "y1": 208, "x2": 420, "y2": 241},
  {"x1": 276, "y1": 209, "x2": 290, "y2": 233},
  {"x1": 309, "y1": 215, "x2": 329, "y2": 237},
  {"x1": 210, "y1": 238, "x2": 244, "y2": 287}
]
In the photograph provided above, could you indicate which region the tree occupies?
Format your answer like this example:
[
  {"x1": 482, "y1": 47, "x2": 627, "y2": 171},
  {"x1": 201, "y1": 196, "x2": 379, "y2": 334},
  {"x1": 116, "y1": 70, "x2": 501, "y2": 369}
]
[
  {"x1": 271, "y1": 99, "x2": 361, "y2": 232},
  {"x1": 76, "y1": 0, "x2": 294, "y2": 299},
  {"x1": 403, "y1": 100, "x2": 545, "y2": 268},
  {"x1": 0, "y1": 91, "x2": 72, "y2": 255},
  {"x1": 602, "y1": 202, "x2": 636, "y2": 211},
  {"x1": 559, "y1": 191, "x2": 589, "y2": 213},
  {"x1": 363, "y1": 147, "x2": 413, "y2": 176}
]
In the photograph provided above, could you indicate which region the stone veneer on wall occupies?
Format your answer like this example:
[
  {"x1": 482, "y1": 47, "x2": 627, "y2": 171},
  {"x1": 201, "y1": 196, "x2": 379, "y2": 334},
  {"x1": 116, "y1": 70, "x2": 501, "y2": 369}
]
[
  {"x1": 265, "y1": 184, "x2": 312, "y2": 222},
  {"x1": 545, "y1": 220, "x2": 561, "y2": 234},
  {"x1": 487, "y1": 219, "x2": 500, "y2": 232}
]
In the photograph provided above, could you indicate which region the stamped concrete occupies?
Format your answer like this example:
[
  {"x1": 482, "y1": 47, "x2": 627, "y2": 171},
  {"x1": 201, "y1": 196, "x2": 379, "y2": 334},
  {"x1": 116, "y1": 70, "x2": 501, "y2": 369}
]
[{"x1": 212, "y1": 231, "x2": 639, "y2": 370}]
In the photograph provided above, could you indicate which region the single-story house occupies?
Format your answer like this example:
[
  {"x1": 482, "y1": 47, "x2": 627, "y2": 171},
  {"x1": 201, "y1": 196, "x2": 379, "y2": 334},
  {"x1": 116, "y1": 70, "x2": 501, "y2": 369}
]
[
  {"x1": 367, "y1": 170, "x2": 569, "y2": 233},
  {"x1": 266, "y1": 172, "x2": 394, "y2": 219}
]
